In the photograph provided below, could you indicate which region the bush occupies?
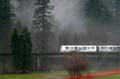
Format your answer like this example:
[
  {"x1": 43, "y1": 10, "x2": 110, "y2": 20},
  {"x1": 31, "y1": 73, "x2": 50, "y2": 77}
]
[{"x1": 64, "y1": 53, "x2": 88, "y2": 77}]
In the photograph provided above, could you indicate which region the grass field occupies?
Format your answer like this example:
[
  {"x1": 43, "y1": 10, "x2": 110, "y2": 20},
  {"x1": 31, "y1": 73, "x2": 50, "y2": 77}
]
[
  {"x1": 0, "y1": 71, "x2": 68, "y2": 79},
  {"x1": 95, "y1": 74, "x2": 120, "y2": 79},
  {"x1": 0, "y1": 73, "x2": 46, "y2": 79},
  {"x1": 0, "y1": 71, "x2": 120, "y2": 79}
]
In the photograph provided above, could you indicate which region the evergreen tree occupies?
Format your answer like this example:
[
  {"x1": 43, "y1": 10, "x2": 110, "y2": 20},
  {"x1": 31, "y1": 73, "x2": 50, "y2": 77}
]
[
  {"x1": 11, "y1": 27, "x2": 32, "y2": 73},
  {"x1": 0, "y1": 0, "x2": 15, "y2": 57},
  {"x1": 0, "y1": 0, "x2": 13, "y2": 29},
  {"x1": 85, "y1": 0, "x2": 112, "y2": 23},
  {"x1": 0, "y1": 0, "x2": 13, "y2": 53},
  {"x1": 33, "y1": 0, "x2": 54, "y2": 71},
  {"x1": 111, "y1": 0, "x2": 120, "y2": 19},
  {"x1": 20, "y1": 27, "x2": 32, "y2": 73},
  {"x1": 11, "y1": 28, "x2": 20, "y2": 73},
  {"x1": 33, "y1": 0, "x2": 54, "y2": 53}
]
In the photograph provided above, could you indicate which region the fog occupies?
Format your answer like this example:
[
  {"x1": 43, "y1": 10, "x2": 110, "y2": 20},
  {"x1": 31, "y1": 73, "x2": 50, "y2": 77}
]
[
  {"x1": 12, "y1": 0, "x2": 87, "y2": 34},
  {"x1": 52, "y1": 0, "x2": 87, "y2": 34},
  {"x1": 11, "y1": 0, "x2": 120, "y2": 45}
]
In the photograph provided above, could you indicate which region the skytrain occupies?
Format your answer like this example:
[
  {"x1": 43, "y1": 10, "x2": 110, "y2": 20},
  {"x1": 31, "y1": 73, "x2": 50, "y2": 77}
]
[
  {"x1": 98, "y1": 45, "x2": 120, "y2": 52},
  {"x1": 60, "y1": 45, "x2": 120, "y2": 52}
]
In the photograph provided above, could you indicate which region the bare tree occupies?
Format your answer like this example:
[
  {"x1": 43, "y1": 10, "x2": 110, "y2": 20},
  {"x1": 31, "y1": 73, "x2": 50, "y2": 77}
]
[{"x1": 64, "y1": 52, "x2": 88, "y2": 77}]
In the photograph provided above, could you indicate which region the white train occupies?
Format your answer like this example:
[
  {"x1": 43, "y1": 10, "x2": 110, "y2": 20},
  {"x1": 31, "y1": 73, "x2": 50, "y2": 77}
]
[
  {"x1": 60, "y1": 45, "x2": 120, "y2": 52},
  {"x1": 60, "y1": 45, "x2": 97, "y2": 52},
  {"x1": 98, "y1": 45, "x2": 120, "y2": 52}
]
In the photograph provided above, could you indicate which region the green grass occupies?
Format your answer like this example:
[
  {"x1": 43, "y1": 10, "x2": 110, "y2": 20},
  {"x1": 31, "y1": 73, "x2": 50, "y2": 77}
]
[
  {"x1": 95, "y1": 74, "x2": 120, "y2": 79},
  {"x1": 0, "y1": 73, "x2": 46, "y2": 79},
  {"x1": 46, "y1": 71, "x2": 68, "y2": 76},
  {"x1": 0, "y1": 71, "x2": 120, "y2": 79},
  {"x1": 0, "y1": 71, "x2": 68, "y2": 79}
]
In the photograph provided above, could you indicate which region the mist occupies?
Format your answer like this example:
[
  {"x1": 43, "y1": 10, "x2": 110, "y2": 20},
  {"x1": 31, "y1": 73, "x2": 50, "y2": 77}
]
[
  {"x1": 52, "y1": 0, "x2": 86, "y2": 34},
  {"x1": 13, "y1": 0, "x2": 87, "y2": 34},
  {"x1": 11, "y1": 0, "x2": 120, "y2": 45}
]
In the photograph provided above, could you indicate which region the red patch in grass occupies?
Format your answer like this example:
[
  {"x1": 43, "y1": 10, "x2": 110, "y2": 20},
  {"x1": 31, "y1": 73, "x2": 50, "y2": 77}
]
[
  {"x1": 64, "y1": 70, "x2": 120, "y2": 79},
  {"x1": 91, "y1": 70, "x2": 120, "y2": 78}
]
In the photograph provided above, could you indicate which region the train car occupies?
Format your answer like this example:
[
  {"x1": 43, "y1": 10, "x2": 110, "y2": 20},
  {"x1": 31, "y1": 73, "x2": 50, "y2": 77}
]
[
  {"x1": 98, "y1": 45, "x2": 120, "y2": 52},
  {"x1": 60, "y1": 45, "x2": 97, "y2": 52}
]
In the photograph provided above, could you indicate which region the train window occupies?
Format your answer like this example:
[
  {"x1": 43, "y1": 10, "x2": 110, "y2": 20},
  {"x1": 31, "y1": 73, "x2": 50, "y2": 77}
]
[
  {"x1": 92, "y1": 47, "x2": 94, "y2": 49},
  {"x1": 66, "y1": 47, "x2": 68, "y2": 49},
  {"x1": 83, "y1": 47, "x2": 86, "y2": 50},
  {"x1": 101, "y1": 47, "x2": 106, "y2": 49},
  {"x1": 87, "y1": 47, "x2": 90, "y2": 49},
  {"x1": 101, "y1": 47, "x2": 104, "y2": 49},
  {"x1": 109, "y1": 47, "x2": 113, "y2": 50},
  {"x1": 75, "y1": 47, "x2": 77, "y2": 49}
]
